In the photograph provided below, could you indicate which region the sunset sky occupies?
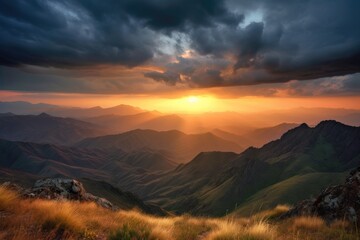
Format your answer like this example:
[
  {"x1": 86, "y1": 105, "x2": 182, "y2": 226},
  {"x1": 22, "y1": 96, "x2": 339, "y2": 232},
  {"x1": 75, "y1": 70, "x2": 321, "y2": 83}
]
[{"x1": 0, "y1": 0, "x2": 359, "y2": 113}]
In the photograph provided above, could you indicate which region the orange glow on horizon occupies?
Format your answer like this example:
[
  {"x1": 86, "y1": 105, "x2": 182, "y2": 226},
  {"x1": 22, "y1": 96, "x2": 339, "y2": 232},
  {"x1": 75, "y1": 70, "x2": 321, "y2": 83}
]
[{"x1": 0, "y1": 90, "x2": 360, "y2": 114}]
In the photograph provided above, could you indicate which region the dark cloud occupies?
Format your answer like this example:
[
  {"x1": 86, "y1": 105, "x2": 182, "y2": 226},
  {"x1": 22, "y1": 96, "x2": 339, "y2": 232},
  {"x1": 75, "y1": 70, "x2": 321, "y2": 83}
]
[
  {"x1": 145, "y1": 55, "x2": 229, "y2": 87},
  {"x1": 0, "y1": 66, "x2": 164, "y2": 94},
  {"x1": 121, "y1": 0, "x2": 243, "y2": 31},
  {"x1": 0, "y1": 0, "x2": 359, "y2": 93},
  {"x1": 186, "y1": 0, "x2": 360, "y2": 86},
  {"x1": 144, "y1": 71, "x2": 181, "y2": 85},
  {"x1": 0, "y1": 0, "x2": 156, "y2": 68}
]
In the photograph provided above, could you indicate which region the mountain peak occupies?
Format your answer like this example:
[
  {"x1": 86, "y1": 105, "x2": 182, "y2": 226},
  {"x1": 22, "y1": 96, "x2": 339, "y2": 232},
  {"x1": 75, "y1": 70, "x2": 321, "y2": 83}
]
[
  {"x1": 38, "y1": 112, "x2": 51, "y2": 117},
  {"x1": 277, "y1": 122, "x2": 310, "y2": 141},
  {"x1": 315, "y1": 120, "x2": 343, "y2": 128},
  {"x1": 298, "y1": 123, "x2": 310, "y2": 129}
]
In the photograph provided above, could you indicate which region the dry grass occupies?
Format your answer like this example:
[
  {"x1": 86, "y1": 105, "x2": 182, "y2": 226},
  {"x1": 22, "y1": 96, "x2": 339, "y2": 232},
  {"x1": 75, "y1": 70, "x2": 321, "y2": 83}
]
[
  {"x1": 0, "y1": 186, "x2": 358, "y2": 240},
  {"x1": 250, "y1": 205, "x2": 291, "y2": 222},
  {"x1": 246, "y1": 221, "x2": 276, "y2": 239},
  {"x1": 0, "y1": 186, "x2": 18, "y2": 211},
  {"x1": 206, "y1": 219, "x2": 276, "y2": 240},
  {"x1": 292, "y1": 216, "x2": 325, "y2": 230}
]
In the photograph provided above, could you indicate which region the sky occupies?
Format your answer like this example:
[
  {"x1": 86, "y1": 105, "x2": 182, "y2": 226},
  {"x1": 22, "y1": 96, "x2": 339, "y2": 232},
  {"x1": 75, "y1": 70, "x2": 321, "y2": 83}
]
[{"x1": 0, "y1": 0, "x2": 359, "y2": 113}]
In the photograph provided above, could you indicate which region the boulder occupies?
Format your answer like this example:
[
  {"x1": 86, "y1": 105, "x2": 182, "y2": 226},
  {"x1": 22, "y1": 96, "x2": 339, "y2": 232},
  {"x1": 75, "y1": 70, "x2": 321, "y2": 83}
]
[{"x1": 22, "y1": 178, "x2": 116, "y2": 210}]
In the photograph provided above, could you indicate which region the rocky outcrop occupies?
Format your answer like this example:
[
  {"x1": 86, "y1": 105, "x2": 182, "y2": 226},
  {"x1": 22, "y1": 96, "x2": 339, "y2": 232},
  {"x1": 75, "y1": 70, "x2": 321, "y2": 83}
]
[
  {"x1": 283, "y1": 167, "x2": 360, "y2": 224},
  {"x1": 2, "y1": 178, "x2": 115, "y2": 210}
]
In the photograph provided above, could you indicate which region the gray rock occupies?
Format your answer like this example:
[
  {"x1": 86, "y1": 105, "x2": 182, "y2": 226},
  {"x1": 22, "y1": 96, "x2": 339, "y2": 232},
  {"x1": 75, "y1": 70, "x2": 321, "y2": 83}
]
[{"x1": 22, "y1": 178, "x2": 116, "y2": 210}]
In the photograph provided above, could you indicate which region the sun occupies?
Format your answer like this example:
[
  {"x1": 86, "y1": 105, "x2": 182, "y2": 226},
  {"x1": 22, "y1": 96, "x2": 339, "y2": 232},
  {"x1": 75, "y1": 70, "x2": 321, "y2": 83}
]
[
  {"x1": 152, "y1": 95, "x2": 219, "y2": 113},
  {"x1": 187, "y1": 96, "x2": 199, "y2": 103}
]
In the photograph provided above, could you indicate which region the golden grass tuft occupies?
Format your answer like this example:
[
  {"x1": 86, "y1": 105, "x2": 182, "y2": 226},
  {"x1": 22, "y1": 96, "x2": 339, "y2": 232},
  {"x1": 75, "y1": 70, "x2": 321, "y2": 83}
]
[
  {"x1": 244, "y1": 221, "x2": 276, "y2": 240},
  {"x1": 251, "y1": 204, "x2": 290, "y2": 221},
  {"x1": 173, "y1": 217, "x2": 213, "y2": 240},
  {"x1": 206, "y1": 220, "x2": 241, "y2": 240},
  {"x1": 292, "y1": 216, "x2": 325, "y2": 230},
  {"x1": 0, "y1": 186, "x2": 18, "y2": 211},
  {"x1": 31, "y1": 200, "x2": 84, "y2": 232}
]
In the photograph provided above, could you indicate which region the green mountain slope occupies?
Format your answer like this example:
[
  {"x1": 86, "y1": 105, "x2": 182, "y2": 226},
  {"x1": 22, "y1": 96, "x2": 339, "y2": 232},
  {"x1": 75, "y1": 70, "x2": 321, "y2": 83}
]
[
  {"x1": 232, "y1": 172, "x2": 348, "y2": 216},
  {"x1": 136, "y1": 120, "x2": 360, "y2": 216}
]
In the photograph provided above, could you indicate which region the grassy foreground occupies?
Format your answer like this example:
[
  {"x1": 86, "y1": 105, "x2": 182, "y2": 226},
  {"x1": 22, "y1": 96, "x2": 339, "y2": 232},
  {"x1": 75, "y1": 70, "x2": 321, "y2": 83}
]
[{"x1": 0, "y1": 186, "x2": 358, "y2": 240}]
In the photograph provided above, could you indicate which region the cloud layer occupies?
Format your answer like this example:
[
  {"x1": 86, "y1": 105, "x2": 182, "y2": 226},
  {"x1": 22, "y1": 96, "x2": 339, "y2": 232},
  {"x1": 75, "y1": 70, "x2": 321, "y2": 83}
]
[{"x1": 0, "y1": 0, "x2": 359, "y2": 94}]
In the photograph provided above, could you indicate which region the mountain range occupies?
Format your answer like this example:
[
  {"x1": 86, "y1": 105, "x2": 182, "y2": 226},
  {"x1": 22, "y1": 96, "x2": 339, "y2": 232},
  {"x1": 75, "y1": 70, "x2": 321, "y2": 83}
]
[
  {"x1": 0, "y1": 119, "x2": 359, "y2": 217},
  {"x1": 130, "y1": 120, "x2": 360, "y2": 216},
  {"x1": 2, "y1": 101, "x2": 359, "y2": 131}
]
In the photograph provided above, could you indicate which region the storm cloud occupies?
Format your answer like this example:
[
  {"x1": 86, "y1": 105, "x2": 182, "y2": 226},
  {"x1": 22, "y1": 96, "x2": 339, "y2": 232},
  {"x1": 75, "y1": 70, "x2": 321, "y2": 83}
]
[{"x1": 0, "y1": 0, "x2": 359, "y2": 93}]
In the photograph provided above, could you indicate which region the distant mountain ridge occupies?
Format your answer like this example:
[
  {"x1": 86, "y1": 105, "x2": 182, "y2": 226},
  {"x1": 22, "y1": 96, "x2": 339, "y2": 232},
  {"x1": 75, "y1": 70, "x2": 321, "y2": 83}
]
[
  {"x1": 0, "y1": 101, "x2": 144, "y2": 118},
  {"x1": 47, "y1": 104, "x2": 145, "y2": 118},
  {"x1": 0, "y1": 101, "x2": 59, "y2": 115},
  {"x1": 76, "y1": 129, "x2": 243, "y2": 163},
  {"x1": 211, "y1": 123, "x2": 299, "y2": 148},
  {"x1": 0, "y1": 113, "x2": 107, "y2": 145}
]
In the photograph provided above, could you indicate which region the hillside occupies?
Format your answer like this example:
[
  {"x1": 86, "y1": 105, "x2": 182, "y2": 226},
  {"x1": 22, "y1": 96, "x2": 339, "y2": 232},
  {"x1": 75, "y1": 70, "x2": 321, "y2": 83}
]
[
  {"x1": 0, "y1": 113, "x2": 107, "y2": 145},
  {"x1": 0, "y1": 139, "x2": 176, "y2": 185},
  {"x1": 0, "y1": 141, "x2": 175, "y2": 215},
  {"x1": 76, "y1": 129, "x2": 243, "y2": 163},
  {"x1": 134, "y1": 120, "x2": 360, "y2": 216}
]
